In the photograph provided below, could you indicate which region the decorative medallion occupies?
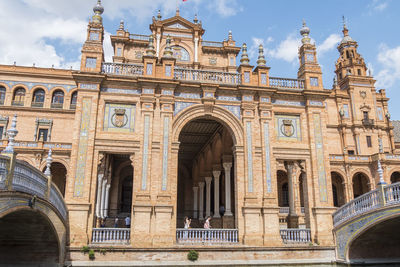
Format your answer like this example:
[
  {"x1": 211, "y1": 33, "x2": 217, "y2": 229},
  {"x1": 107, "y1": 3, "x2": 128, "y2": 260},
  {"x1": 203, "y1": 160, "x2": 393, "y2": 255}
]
[
  {"x1": 281, "y1": 119, "x2": 294, "y2": 137},
  {"x1": 111, "y1": 109, "x2": 128, "y2": 128},
  {"x1": 360, "y1": 91, "x2": 367, "y2": 99}
]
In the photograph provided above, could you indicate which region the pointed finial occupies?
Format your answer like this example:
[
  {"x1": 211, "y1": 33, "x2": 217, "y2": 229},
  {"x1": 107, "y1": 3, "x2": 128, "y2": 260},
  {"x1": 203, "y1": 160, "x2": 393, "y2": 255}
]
[
  {"x1": 176, "y1": 6, "x2": 180, "y2": 16},
  {"x1": 157, "y1": 10, "x2": 162, "y2": 20},
  {"x1": 163, "y1": 35, "x2": 173, "y2": 57},
  {"x1": 119, "y1": 20, "x2": 124, "y2": 30},
  {"x1": 194, "y1": 14, "x2": 198, "y2": 24},
  {"x1": 333, "y1": 76, "x2": 337, "y2": 87},
  {"x1": 146, "y1": 36, "x2": 156, "y2": 56},
  {"x1": 44, "y1": 149, "x2": 53, "y2": 177},
  {"x1": 240, "y1": 43, "x2": 250, "y2": 65},
  {"x1": 300, "y1": 19, "x2": 311, "y2": 44},
  {"x1": 3, "y1": 114, "x2": 18, "y2": 154},
  {"x1": 342, "y1": 16, "x2": 349, "y2": 37},
  {"x1": 377, "y1": 160, "x2": 386, "y2": 185},
  {"x1": 257, "y1": 44, "x2": 266, "y2": 66},
  {"x1": 228, "y1": 30, "x2": 233, "y2": 41},
  {"x1": 92, "y1": 0, "x2": 104, "y2": 24}
]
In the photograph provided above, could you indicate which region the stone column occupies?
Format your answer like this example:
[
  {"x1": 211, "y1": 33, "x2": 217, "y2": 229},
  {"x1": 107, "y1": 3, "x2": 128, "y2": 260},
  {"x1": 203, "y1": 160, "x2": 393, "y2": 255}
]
[
  {"x1": 193, "y1": 186, "x2": 199, "y2": 219},
  {"x1": 205, "y1": 176, "x2": 212, "y2": 218},
  {"x1": 213, "y1": 169, "x2": 221, "y2": 218},
  {"x1": 285, "y1": 161, "x2": 299, "y2": 228},
  {"x1": 194, "y1": 37, "x2": 199, "y2": 62},
  {"x1": 198, "y1": 182, "x2": 205, "y2": 220},
  {"x1": 223, "y1": 162, "x2": 233, "y2": 216},
  {"x1": 156, "y1": 33, "x2": 161, "y2": 57}
]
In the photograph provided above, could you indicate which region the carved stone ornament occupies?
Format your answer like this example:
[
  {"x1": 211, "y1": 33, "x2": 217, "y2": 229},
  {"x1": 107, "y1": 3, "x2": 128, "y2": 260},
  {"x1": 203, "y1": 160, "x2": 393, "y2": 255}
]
[
  {"x1": 360, "y1": 91, "x2": 367, "y2": 99},
  {"x1": 111, "y1": 108, "x2": 128, "y2": 128},
  {"x1": 281, "y1": 119, "x2": 294, "y2": 137}
]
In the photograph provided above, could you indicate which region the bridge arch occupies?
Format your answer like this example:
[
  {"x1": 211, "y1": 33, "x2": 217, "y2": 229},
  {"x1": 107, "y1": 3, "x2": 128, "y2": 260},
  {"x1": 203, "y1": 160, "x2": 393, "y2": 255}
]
[{"x1": 0, "y1": 192, "x2": 67, "y2": 266}]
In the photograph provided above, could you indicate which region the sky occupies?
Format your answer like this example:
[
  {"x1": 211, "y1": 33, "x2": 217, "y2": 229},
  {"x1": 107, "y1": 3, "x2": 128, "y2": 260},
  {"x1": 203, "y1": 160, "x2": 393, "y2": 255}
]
[{"x1": 0, "y1": 0, "x2": 399, "y2": 119}]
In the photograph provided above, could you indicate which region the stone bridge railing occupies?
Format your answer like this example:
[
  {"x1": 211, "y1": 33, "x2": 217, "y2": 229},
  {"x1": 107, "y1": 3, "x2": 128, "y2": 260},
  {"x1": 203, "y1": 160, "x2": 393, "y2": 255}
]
[
  {"x1": 176, "y1": 228, "x2": 239, "y2": 244},
  {"x1": 333, "y1": 182, "x2": 400, "y2": 227},
  {"x1": 0, "y1": 154, "x2": 67, "y2": 221}
]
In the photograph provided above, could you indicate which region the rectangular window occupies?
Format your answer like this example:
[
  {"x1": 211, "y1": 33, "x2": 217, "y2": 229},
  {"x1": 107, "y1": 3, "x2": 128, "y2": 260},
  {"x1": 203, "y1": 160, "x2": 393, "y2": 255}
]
[
  {"x1": 310, "y1": 77, "x2": 319, "y2": 87},
  {"x1": 357, "y1": 69, "x2": 361, "y2": 75},
  {"x1": 146, "y1": 63, "x2": 153, "y2": 75},
  {"x1": 38, "y1": 128, "x2": 48, "y2": 142},
  {"x1": 343, "y1": 104, "x2": 349, "y2": 118},
  {"x1": 377, "y1": 107, "x2": 383, "y2": 121},
  {"x1": 165, "y1": 65, "x2": 172, "y2": 77},
  {"x1": 348, "y1": 150, "x2": 355, "y2": 155},
  {"x1": 363, "y1": 111, "x2": 369, "y2": 120},
  {"x1": 366, "y1": 136, "x2": 372, "y2": 147},
  {"x1": 0, "y1": 126, "x2": 3, "y2": 139},
  {"x1": 117, "y1": 48, "x2": 122, "y2": 57},
  {"x1": 261, "y1": 73, "x2": 267, "y2": 85},
  {"x1": 244, "y1": 71, "x2": 250, "y2": 83},
  {"x1": 85, "y1": 57, "x2": 97, "y2": 69},
  {"x1": 230, "y1": 57, "x2": 235, "y2": 66}
]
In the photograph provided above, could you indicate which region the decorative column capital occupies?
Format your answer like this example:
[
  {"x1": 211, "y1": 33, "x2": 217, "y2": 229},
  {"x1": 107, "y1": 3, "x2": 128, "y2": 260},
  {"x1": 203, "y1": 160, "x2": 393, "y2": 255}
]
[
  {"x1": 223, "y1": 162, "x2": 232, "y2": 170},
  {"x1": 193, "y1": 186, "x2": 199, "y2": 193},
  {"x1": 198, "y1": 181, "x2": 205, "y2": 189},
  {"x1": 213, "y1": 169, "x2": 221, "y2": 179},
  {"x1": 205, "y1": 176, "x2": 212, "y2": 185},
  {"x1": 284, "y1": 161, "x2": 295, "y2": 173}
]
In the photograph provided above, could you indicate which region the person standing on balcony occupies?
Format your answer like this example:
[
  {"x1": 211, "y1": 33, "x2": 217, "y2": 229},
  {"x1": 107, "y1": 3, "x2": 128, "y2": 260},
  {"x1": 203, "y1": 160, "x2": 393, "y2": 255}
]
[
  {"x1": 114, "y1": 217, "x2": 119, "y2": 228},
  {"x1": 125, "y1": 215, "x2": 131, "y2": 228},
  {"x1": 184, "y1": 216, "x2": 191, "y2": 229},
  {"x1": 204, "y1": 216, "x2": 211, "y2": 229}
]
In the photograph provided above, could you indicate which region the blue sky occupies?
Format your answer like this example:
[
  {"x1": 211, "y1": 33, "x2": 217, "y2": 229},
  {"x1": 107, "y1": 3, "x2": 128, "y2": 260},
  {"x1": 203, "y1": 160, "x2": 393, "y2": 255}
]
[{"x1": 0, "y1": 0, "x2": 399, "y2": 119}]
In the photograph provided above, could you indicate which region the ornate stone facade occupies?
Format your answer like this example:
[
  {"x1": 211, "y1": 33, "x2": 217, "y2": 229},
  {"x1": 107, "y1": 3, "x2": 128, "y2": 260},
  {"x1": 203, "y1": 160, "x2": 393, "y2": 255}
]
[{"x1": 0, "y1": 2, "x2": 400, "y2": 263}]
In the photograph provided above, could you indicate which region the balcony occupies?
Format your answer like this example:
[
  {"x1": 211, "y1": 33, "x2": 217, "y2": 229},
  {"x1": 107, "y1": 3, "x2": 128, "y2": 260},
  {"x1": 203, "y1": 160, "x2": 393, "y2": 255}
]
[
  {"x1": 362, "y1": 118, "x2": 374, "y2": 126},
  {"x1": 174, "y1": 67, "x2": 241, "y2": 85},
  {"x1": 11, "y1": 100, "x2": 24, "y2": 106},
  {"x1": 51, "y1": 103, "x2": 63, "y2": 109},
  {"x1": 280, "y1": 229, "x2": 311, "y2": 243},
  {"x1": 92, "y1": 228, "x2": 130, "y2": 244},
  {"x1": 269, "y1": 77, "x2": 305, "y2": 90},
  {"x1": 176, "y1": 228, "x2": 238, "y2": 244},
  {"x1": 201, "y1": 41, "x2": 223, "y2": 47},
  {"x1": 102, "y1": 62, "x2": 144, "y2": 77},
  {"x1": 129, "y1": 34, "x2": 150, "y2": 41},
  {"x1": 31, "y1": 102, "x2": 44, "y2": 108}
]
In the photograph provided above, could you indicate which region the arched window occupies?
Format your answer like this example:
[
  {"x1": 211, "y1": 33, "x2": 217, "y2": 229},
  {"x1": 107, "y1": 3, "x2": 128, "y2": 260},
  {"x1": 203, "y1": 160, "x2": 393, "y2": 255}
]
[
  {"x1": 32, "y1": 89, "x2": 45, "y2": 107},
  {"x1": 171, "y1": 45, "x2": 190, "y2": 62},
  {"x1": 120, "y1": 176, "x2": 133, "y2": 213},
  {"x1": 12, "y1": 88, "x2": 25, "y2": 106},
  {"x1": 70, "y1": 91, "x2": 77, "y2": 109},
  {"x1": 0, "y1": 86, "x2": 5, "y2": 105},
  {"x1": 51, "y1": 90, "x2": 64, "y2": 108}
]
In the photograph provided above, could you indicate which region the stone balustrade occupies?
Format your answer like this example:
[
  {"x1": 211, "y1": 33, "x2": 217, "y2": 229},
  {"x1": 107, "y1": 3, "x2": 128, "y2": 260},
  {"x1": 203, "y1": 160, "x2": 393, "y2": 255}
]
[
  {"x1": 0, "y1": 141, "x2": 72, "y2": 150},
  {"x1": 129, "y1": 34, "x2": 150, "y2": 41},
  {"x1": 176, "y1": 228, "x2": 238, "y2": 244},
  {"x1": 384, "y1": 182, "x2": 400, "y2": 204},
  {"x1": 102, "y1": 62, "x2": 144, "y2": 77},
  {"x1": 0, "y1": 156, "x2": 9, "y2": 190},
  {"x1": 333, "y1": 188, "x2": 380, "y2": 226},
  {"x1": 279, "y1": 207, "x2": 305, "y2": 214},
  {"x1": 174, "y1": 67, "x2": 241, "y2": 85},
  {"x1": 280, "y1": 229, "x2": 311, "y2": 243},
  {"x1": 269, "y1": 77, "x2": 305, "y2": 90},
  {"x1": 92, "y1": 228, "x2": 130, "y2": 244},
  {"x1": 201, "y1": 41, "x2": 224, "y2": 47}
]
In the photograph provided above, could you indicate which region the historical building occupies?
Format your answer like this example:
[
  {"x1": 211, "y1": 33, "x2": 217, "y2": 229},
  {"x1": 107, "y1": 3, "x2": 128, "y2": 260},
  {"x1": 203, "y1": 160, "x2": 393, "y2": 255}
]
[{"x1": 1, "y1": 0, "x2": 400, "y2": 264}]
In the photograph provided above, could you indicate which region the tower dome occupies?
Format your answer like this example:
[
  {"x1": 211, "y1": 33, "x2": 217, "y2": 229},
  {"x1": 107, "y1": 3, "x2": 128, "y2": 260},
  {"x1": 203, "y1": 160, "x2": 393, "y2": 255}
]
[{"x1": 93, "y1": 0, "x2": 104, "y2": 15}]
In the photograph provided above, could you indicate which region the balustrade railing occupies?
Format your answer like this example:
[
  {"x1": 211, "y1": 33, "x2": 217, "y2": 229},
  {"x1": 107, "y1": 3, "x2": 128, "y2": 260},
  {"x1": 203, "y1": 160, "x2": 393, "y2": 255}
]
[
  {"x1": 333, "y1": 189, "x2": 380, "y2": 226},
  {"x1": 49, "y1": 184, "x2": 67, "y2": 220},
  {"x1": 201, "y1": 41, "x2": 223, "y2": 47},
  {"x1": 0, "y1": 156, "x2": 9, "y2": 190},
  {"x1": 12, "y1": 160, "x2": 48, "y2": 199},
  {"x1": 269, "y1": 77, "x2": 305, "y2": 90},
  {"x1": 279, "y1": 207, "x2": 305, "y2": 214},
  {"x1": 176, "y1": 228, "x2": 238, "y2": 244},
  {"x1": 102, "y1": 63, "x2": 144, "y2": 77},
  {"x1": 385, "y1": 182, "x2": 400, "y2": 205},
  {"x1": 280, "y1": 229, "x2": 311, "y2": 243},
  {"x1": 130, "y1": 34, "x2": 150, "y2": 41},
  {"x1": 92, "y1": 228, "x2": 130, "y2": 244},
  {"x1": 174, "y1": 67, "x2": 241, "y2": 85}
]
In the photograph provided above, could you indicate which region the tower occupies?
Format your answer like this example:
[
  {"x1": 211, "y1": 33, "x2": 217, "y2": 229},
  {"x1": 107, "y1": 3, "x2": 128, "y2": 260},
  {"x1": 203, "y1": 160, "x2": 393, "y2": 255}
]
[
  {"x1": 80, "y1": 0, "x2": 105, "y2": 72},
  {"x1": 297, "y1": 21, "x2": 323, "y2": 90}
]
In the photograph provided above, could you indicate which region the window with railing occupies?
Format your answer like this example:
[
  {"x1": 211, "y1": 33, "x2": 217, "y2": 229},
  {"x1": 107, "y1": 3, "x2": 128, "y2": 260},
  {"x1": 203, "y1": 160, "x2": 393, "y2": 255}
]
[
  {"x1": 0, "y1": 86, "x2": 5, "y2": 105},
  {"x1": 12, "y1": 87, "x2": 25, "y2": 106},
  {"x1": 32, "y1": 88, "x2": 45, "y2": 107},
  {"x1": 51, "y1": 90, "x2": 64, "y2": 109},
  {"x1": 70, "y1": 91, "x2": 77, "y2": 110}
]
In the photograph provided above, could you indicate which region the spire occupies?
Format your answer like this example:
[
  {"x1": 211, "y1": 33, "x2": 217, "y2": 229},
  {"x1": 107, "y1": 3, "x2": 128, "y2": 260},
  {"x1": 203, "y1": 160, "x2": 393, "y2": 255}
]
[
  {"x1": 92, "y1": 0, "x2": 104, "y2": 24},
  {"x1": 300, "y1": 19, "x2": 311, "y2": 44},
  {"x1": 256, "y1": 44, "x2": 266, "y2": 66},
  {"x1": 3, "y1": 114, "x2": 18, "y2": 154},
  {"x1": 119, "y1": 20, "x2": 124, "y2": 30},
  {"x1": 194, "y1": 14, "x2": 198, "y2": 24},
  {"x1": 228, "y1": 30, "x2": 233, "y2": 41},
  {"x1": 163, "y1": 36, "x2": 173, "y2": 57},
  {"x1": 176, "y1": 6, "x2": 180, "y2": 16},
  {"x1": 146, "y1": 36, "x2": 156, "y2": 56},
  {"x1": 240, "y1": 43, "x2": 250, "y2": 65},
  {"x1": 44, "y1": 149, "x2": 53, "y2": 177},
  {"x1": 340, "y1": 16, "x2": 354, "y2": 44},
  {"x1": 377, "y1": 160, "x2": 386, "y2": 185},
  {"x1": 157, "y1": 10, "x2": 162, "y2": 20}
]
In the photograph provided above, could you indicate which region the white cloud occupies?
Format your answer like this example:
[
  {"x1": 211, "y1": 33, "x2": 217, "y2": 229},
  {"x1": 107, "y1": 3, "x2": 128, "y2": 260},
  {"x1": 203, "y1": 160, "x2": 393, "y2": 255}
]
[
  {"x1": 210, "y1": 0, "x2": 243, "y2": 17},
  {"x1": 317, "y1": 34, "x2": 341, "y2": 55},
  {"x1": 268, "y1": 34, "x2": 301, "y2": 63},
  {"x1": 368, "y1": 0, "x2": 388, "y2": 12},
  {"x1": 375, "y1": 44, "x2": 400, "y2": 88}
]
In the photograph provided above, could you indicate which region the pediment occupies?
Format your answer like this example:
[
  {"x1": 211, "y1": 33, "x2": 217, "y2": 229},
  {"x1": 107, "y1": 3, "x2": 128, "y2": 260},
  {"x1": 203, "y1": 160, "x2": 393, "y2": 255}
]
[{"x1": 165, "y1": 22, "x2": 190, "y2": 30}]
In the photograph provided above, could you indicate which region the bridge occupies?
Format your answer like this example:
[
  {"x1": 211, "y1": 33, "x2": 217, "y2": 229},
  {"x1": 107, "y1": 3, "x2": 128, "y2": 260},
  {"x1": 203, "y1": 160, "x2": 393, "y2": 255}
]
[
  {"x1": 333, "y1": 177, "x2": 400, "y2": 264},
  {"x1": 0, "y1": 115, "x2": 68, "y2": 266}
]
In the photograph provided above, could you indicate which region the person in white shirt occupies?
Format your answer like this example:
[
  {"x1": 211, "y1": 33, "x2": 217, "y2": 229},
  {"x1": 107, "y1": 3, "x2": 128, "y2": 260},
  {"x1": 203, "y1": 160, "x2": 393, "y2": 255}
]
[{"x1": 125, "y1": 215, "x2": 131, "y2": 228}]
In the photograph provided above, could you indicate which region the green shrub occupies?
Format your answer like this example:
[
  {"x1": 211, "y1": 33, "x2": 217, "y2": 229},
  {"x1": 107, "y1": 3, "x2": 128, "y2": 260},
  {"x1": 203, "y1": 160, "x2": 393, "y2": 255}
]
[
  {"x1": 99, "y1": 248, "x2": 107, "y2": 255},
  {"x1": 187, "y1": 250, "x2": 199, "y2": 261},
  {"x1": 81, "y1": 246, "x2": 90, "y2": 253},
  {"x1": 88, "y1": 249, "x2": 95, "y2": 260}
]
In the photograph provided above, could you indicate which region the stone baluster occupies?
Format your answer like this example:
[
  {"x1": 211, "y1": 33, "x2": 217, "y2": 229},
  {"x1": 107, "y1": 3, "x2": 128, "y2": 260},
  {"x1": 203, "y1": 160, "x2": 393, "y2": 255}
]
[
  {"x1": 213, "y1": 169, "x2": 221, "y2": 218},
  {"x1": 198, "y1": 182, "x2": 205, "y2": 220},
  {"x1": 193, "y1": 186, "x2": 199, "y2": 219},
  {"x1": 205, "y1": 176, "x2": 212, "y2": 218},
  {"x1": 223, "y1": 162, "x2": 233, "y2": 216}
]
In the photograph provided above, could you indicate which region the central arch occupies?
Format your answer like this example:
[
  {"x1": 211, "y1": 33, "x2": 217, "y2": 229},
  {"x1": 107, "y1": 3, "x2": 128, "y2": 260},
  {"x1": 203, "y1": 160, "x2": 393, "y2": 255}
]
[{"x1": 172, "y1": 104, "x2": 244, "y2": 231}]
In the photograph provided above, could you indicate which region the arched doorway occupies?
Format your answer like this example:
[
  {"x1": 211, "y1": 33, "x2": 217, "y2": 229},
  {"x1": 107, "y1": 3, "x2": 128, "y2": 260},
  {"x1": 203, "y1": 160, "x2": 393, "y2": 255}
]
[
  {"x1": 352, "y1": 172, "x2": 370, "y2": 198},
  {"x1": 277, "y1": 170, "x2": 288, "y2": 208},
  {"x1": 43, "y1": 162, "x2": 67, "y2": 197},
  {"x1": 176, "y1": 118, "x2": 235, "y2": 229},
  {"x1": 0, "y1": 209, "x2": 60, "y2": 265},
  {"x1": 391, "y1": 171, "x2": 400, "y2": 183},
  {"x1": 331, "y1": 172, "x2": 346, "y2": 207}
]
